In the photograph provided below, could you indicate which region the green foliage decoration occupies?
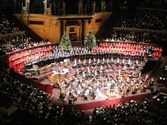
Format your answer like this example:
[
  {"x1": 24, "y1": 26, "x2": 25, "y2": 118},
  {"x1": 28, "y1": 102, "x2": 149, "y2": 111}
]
[
  {"x1": 58, "y1": 33, "x2": 72, "y2": 51},
  {"x1": 84, "y1": 30, "x2": 97, "y2": 49}
]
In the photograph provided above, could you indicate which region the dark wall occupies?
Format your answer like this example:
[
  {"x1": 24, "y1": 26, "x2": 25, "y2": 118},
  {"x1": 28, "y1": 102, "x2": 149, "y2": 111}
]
[
  {"x1": 127, "y1": 0, "x2": 141, "y2": 18},
  {"x1": 64, "y1": 0, "x2": 78, "y2": 14},
  {"x1": 0, "y1": 0, "x2": 14, "y2": 11}
]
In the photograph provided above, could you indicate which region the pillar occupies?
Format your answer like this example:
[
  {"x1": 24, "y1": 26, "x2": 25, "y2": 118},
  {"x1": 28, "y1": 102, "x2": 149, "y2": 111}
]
[
  {"x1": 14, "y1": 0, "x2": 17, "y2": 13},
  {"x1": 85, "y1": 0, "x2": 90, "y2": 14},
  {"x1": 92, "y1": 1, "x2": 96, "y2": 14},
  {"x1": 101, "y1": 0, "x2": 105, "y2": 12},
  {"x1": 62, "y1": 1, "x2": 66, "y2": 15},
  {"x1": 43, "y1": 0, "x2": 47, "y2": 14},
  {"x1": 26, "y1": 0, "x2": 30, "y2": 25},
  {"x1": 23, "y1": 0, "x2": 30, "y2": 14},
  {"x1": 53, "y1": 0, "x2": 57, "y2": 15},
  {"x1": 78, "y1": 0, "x2": 83, "y2": 14},
  {"x1": 57, "y1": 0, "x2": 61, "y2": 15},
  {"x1": 47, "y1": 3, "x2": 52, "y2": 15}
]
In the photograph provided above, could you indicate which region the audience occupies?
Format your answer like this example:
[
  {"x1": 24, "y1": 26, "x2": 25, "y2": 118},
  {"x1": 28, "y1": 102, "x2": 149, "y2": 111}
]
[
  {"x1": 1, "y1": 1, "x2": 167, "y2": 125},
  {"x1": 116, "y1": 8, "x2": 167, "y2": 31},
  {"x1": 140, "y1": 0, "x2": 167, "y2": 9},
  {"x1": 158, "y1": 65, "x2": 167, "y2": 86},
  {"x1": 92, "y1": 94, "x2": 167, "y2": 125},
  {"x1": 0, "y1": 9, "x2": 50, "y2": 56},
  {"x1": 102, "y1": 2, "x2": 167, "y2": 48},
  {"x1": 108, "y1": 30, "x2": 167, "y2": 45},
  {"x1": 0, "y1": 33, "x2": 50, "y2": 55},
  {"x1": 0, "y1": 9, "x2": 20, "y2": 35},
  {"x1": 0, "y1": 70, "x2": 62, "y2": 125}
]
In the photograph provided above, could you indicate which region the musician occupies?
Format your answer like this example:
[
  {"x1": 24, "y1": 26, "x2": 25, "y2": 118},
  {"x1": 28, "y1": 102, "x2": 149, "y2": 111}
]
[
  {"x1": 127, "y1": 59, "x2": 131, "y2": 67},
  {"x1": 116, "y1": 58, "x2": 120, "y2": 66}
]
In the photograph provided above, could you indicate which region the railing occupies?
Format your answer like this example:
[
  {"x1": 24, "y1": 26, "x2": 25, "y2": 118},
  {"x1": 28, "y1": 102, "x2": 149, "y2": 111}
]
[
  {"x1": 113, "y1": 27, "x2": 167, "y2": 34},
  {"x1": 10, "y1": 70, "x2": 53, "y2": 94},
  {"x1": 0, "y1": 31, "x2": 25, "y2": 39}
]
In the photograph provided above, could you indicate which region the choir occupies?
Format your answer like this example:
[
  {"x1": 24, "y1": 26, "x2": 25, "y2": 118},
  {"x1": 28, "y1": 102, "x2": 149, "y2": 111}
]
[{"x1": 8, "y1": 41, "x2": 162, "y2": 72}]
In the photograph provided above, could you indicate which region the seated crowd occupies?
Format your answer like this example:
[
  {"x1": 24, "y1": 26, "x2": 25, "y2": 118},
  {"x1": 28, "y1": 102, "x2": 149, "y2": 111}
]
[
  {"x1": 1, "y1": 70, "x2": 167, "y2": 125},
  {"x1": 116, "y1": 8, "x2": 167, "y2": 31},
  {"x1": 101, "y1": 2, "x2": 167, "y2": 48},
  {"x1": 1, "y1": 2, "x2": 167, "y2": 125},
  {"x1": 0, "y1": 33, "x2": 50, "y2": 55},
  {"x1": 9, "y1": 45, "x2": 52, "y2": 72},
  {"x1": 158, "y1": 66, "x2": 167, "y2": 85},
  {"x1": 0, "y1": 8, "x2": 50, "y2": 56},
  {"x1": 0, "y1": 8, "x2": 20, "y2": 35},
  {"x1": 92, "y1": 94, "x2": 167, "y2": 125},
  {"x1": 140, "y1": 0, "x2": 167, "y2": 9},
  {"x1": 120, "y1": 0, "x2": 167, "y2": 9},
  {"x1": 107, "y1": 30, "x2": 167, "y2": 45},
  {"x1": 0, "y1": 71, "x2": 62, "y2": 125}
]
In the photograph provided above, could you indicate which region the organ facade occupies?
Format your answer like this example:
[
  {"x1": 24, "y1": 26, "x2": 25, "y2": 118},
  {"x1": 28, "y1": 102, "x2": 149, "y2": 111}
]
[{"x1": 7, "y1": 0, "x2": 113, "y2": 43}]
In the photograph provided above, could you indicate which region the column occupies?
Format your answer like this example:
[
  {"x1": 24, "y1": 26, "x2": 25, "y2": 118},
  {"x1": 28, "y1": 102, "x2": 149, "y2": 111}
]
[
  {"x1": 62, "y1": 1, "x2": 66, "y2": 15},
  {"x1": 43, "y1": 0, "x2": 47, "y2": 14},
  {"x1": 57, "y1": 0, "x2": 61, "y2": 15},
  {"x1": 85, "y1": 0, "x2": 90, "y2": 14},
  {"x1": 108, "y1": 0, "x2": 113, "y2": 11},
  {"x1": 101, "y1": 0, "x2": 105, "y2": 12},
  {"x1": 27, "y1": 0, "x2": 30, "y2": 25},
  {"x1": 21, "y1": 1, "x2": 23, "y2": 13},
  {"x1": 53, "y1": 0, "x2": 57, "y2": 15},
  {"x1": 23, "y1": 0, "x2": 30, "y2": 14},
  {"x1": 92, "y1": 1, "x2": 96, "y2": 14},
  {"x1": 14, "y1": 0, "x2": 17, "y2": 13},
  {"x1": 48, "y1": 3, "x2": 52, "y2": 15},
  {"x1": 78, "y1": 0, "x2": 83, "y2": 14}
]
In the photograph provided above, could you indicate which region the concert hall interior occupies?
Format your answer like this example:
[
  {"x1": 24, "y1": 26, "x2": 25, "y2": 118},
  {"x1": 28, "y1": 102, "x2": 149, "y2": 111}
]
[{"x1": 1, "y1": 0, "x2": 167, "y2": 125}]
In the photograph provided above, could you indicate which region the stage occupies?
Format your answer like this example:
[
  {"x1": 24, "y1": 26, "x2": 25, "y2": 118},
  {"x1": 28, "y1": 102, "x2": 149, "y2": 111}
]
[
  {"x1": 49, "y1": 87, "x2": 155, "y2": 110},
  {"x1": 14, "y1": 56, "x2": 160, "y2": 111}
]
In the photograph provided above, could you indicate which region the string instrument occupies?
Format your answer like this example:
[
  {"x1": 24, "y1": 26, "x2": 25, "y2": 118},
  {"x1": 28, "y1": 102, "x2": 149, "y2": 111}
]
[
  {"x1": 58, "y1": 81, "x2": 66, "y2": 88},
  {"x1": 131, "y1": 86, "x2": 137, "y2": 94},
  {"x1": 137, "y1": 83, "x2": 141, "y2": 89},
  {"x1": 124, "y1": 73, "x2": 129, "y2": 81},
  {"x1": 113, "y1": 74, "x2": 118, "y2": 83},
  {"x1": 138, "y1": 76, "x2": 142, "y2": 82},
  {"x1": 119, "y1": 85, "x2": 123, "y2": 92},
  {"x1": 123, "y1": 88, "x2": 128, "y2": 95}
]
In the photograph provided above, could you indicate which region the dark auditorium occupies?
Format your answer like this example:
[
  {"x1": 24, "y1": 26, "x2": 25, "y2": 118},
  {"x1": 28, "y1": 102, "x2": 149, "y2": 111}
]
[{"x1": 1, "y1": 0, "x2": 167, "y2": 125}]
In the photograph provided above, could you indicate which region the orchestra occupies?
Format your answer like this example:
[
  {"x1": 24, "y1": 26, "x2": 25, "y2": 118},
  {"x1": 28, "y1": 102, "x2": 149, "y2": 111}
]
[{"x1": 7, "y1": 41, "x2": 161, "y2": 103}]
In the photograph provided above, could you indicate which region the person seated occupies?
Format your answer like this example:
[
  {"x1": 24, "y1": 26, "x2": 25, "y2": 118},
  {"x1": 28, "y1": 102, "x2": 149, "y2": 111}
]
[
  {"x1": 83, "y1": 95, "x2": 88, "y2": 100},
  {"x1": 116, "y1": 58, "x2": 120, "y2": 66},
  {"x1": 59, "y1": 92, "x2": 66, "y2": 101},
  {"x1": 127, "y1": 59, "x2": 131, "y2": 67}
]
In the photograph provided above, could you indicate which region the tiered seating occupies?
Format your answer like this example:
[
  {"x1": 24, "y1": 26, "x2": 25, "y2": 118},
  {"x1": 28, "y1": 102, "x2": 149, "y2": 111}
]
[
  {"x1": 0, "y1": 71, "x2": 62, "y2": 124},
  {"x1": 109, "y1": 30, "x2": 167, "y2": 44},
  {"x1": 96, "y1": 42, "x2": 162, "y2": 59},
  {"x1": 116, "y1": 8, "x2": 167, "y2": 30},
  {"x1": 0, "y1": 8, "x2": 20, "y2": 35},
  {"x1": 8, "y1": 45, "x2": 52, "y2": 72},
  {"x1": 105, "y1": 1, "x2": 167, "y2": 47},
  {"x1": 92, "y1": 94, "x2": 167, "y2": 125},
  {"x1": 0, "y1": 1, "x2": 167, "y2": 125}
]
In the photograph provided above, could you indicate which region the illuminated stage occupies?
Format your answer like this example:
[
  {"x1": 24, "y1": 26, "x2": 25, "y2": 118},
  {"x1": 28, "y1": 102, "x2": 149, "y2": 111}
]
[
  {"x1": 50, "y1": 87, "x2": 154, "y2": 110},
  {"x1": 15, "y1": 41, "x2": 161, "y2": 111},
  {"x1": 17, "y1": 57, "x2": 158, "y2": 110}
]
